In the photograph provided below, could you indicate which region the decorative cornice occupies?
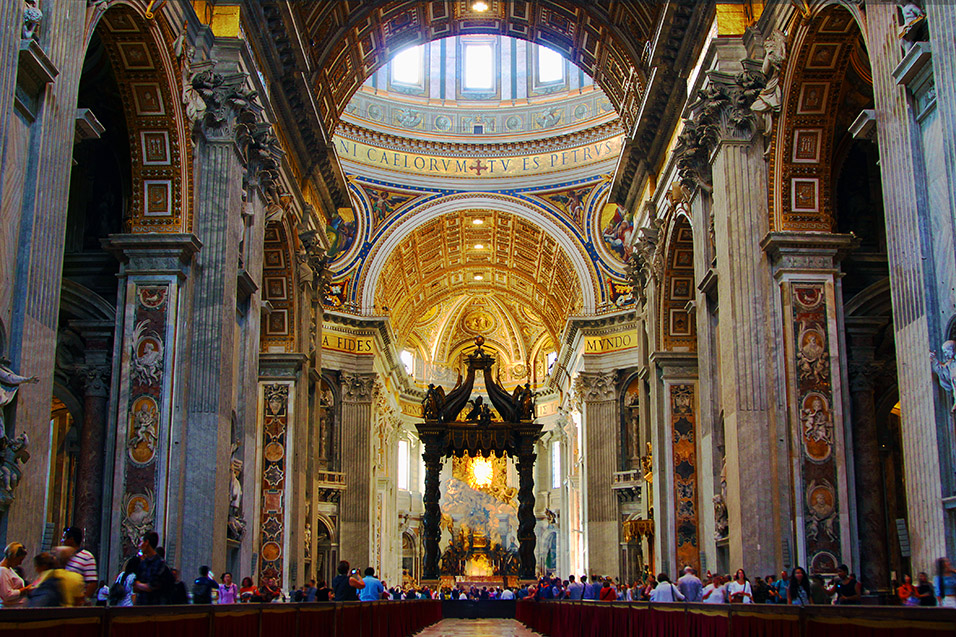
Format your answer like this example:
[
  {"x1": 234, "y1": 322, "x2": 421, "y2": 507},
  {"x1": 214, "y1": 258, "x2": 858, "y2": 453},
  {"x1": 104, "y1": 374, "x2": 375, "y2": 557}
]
[
  {"x1": 760, "y1": 231, "x2": 859, "y2": 278},
  {"x1": 335, "y1": 120, "x2": 623, "y2": 158}
]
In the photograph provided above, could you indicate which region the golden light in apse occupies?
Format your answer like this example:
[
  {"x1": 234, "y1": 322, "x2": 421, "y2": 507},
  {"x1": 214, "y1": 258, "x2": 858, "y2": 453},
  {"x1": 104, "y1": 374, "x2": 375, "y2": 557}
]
[{"x1": 472, "y1": 456, "x2": 493, "y2": 487}]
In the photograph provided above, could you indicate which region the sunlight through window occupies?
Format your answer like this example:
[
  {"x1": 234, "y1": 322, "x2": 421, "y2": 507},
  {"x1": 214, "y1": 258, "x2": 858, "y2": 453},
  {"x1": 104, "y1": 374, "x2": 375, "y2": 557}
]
[
  {"x1": 537, "y1": 45, "x2": 565, "y2": 83},
  {"x1": 398, "y1": 439, "x2": 409, "y2": 490},
  {"x1": 391, "y1": 45, "x2": 423, "y2": 85},
  {"x1": 464, "y1": 43, "x2": 493, "y2": 90},
  {"x1": 400, "y1": 349, "x2": 414, "y2": 374}
]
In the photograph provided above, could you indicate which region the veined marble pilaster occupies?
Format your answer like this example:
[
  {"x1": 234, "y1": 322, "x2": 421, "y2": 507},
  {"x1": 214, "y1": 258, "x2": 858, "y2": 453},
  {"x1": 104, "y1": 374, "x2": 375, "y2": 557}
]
[
  {"x1": 104, "y1": 233, "x2": 200, "y2": 573},
  {"x1": 338, "y1": 371, "x2": 377, "y2": 570},
  {"x1": 650, "y1": 353, "x2": 699, "y2": 575},
  {"x1": 763, "y1": 232, "x2": 857, "y2": 575},
  {"x1": 574, "y1": 371, "x2": 618, "y2": 577},
  {"x1": 178, "y1": 39, "x2": 266, "y2": 576},
  {"x1": 257, "y1": 353, "x2": 308, "y2": 592}
]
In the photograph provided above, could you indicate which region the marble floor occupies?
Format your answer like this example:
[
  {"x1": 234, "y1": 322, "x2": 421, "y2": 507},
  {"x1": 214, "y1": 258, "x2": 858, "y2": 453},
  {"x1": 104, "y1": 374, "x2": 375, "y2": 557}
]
[{"x1": 417, "y1": 619, "x2": 543, "y2": 636}]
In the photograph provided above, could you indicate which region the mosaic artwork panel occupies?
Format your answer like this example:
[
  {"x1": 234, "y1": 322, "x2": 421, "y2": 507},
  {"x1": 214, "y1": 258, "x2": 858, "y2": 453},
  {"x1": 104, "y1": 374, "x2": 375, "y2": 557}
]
[
  {"x1": 258, "y1": 384, "x2": 290, "y2": 587},
  {"x1": 671, "y1": 383, "x2": 699, "y2": 573},
  {"x1": 791, "y1": 282, "x2": 842, "y2": 574},
  {"x1": 120, "y1": 284, "x2": 170, "y2": 559}
]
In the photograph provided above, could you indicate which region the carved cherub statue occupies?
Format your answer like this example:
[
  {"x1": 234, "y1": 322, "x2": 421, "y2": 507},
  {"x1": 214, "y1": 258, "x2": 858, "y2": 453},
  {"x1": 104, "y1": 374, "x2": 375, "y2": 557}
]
[{"x1": 930, "y1": 340, "x2": 956, "y2": 412}]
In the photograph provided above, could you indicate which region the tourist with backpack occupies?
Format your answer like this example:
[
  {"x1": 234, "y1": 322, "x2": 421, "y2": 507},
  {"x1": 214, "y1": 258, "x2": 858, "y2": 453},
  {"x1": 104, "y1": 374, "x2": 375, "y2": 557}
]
[
  {"x1": 192, "y1": 566, "x2": 217, "y2": 604},
  {"x1": 134, "y1": 532, "x2": 174, "y2": 605},
  {"x1": 109, "y1": 556, "x2": 140, "y2": 606}
]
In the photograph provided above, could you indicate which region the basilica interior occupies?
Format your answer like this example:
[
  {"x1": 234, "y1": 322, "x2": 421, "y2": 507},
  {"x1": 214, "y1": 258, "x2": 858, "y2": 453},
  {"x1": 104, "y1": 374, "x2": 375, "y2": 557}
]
[{"x1": 2, "y1": 0, "x2": 956, "y2": 604}]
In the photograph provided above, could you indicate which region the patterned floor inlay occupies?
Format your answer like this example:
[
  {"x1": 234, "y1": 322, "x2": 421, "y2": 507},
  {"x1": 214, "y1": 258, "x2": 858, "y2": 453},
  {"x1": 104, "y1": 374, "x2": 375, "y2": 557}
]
[{"x1": 416, "y1": 618, "x2": 543, "y2": 637}]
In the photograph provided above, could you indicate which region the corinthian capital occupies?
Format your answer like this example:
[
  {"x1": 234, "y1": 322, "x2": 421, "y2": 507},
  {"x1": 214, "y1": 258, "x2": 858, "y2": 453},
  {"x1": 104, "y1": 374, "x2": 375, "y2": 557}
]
[
  {"x1": 574, "y1": 372, "x2": 617, "y2": 403},
  {"x1": 76, "y1": 364, "x2": 111, "y2": 398},
  {"x1": 191, "y1": 69, "x2": 258, "y2": 142},
  {"x1": 675, "y1": 64, "x2": 766, "y2": 193},
  {"x1": 340, "y1": 372, "x2": 376, "y2": 403}
]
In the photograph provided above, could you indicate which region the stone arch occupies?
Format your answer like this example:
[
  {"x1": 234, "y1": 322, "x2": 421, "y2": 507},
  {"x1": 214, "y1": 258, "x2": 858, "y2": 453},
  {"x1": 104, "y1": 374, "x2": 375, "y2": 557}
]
[
  {"x1": 657, "y1": 210, "x2": 696, "y2": 351},
  {"x1": 360, "y1": 194, "x2": 599, "y2": 312},
  {"x1": 83, "y1": 3, "x2": 193, "y2": 234},
  {"x1": 278, "y1": 1, "x2": 660, "y2": 134},
  {"x1": 261, "y1": 221, "x2": 298, "y2": 352},
  {"x1": 771, "y1": 3, "x2": 871, "y2": 231}
]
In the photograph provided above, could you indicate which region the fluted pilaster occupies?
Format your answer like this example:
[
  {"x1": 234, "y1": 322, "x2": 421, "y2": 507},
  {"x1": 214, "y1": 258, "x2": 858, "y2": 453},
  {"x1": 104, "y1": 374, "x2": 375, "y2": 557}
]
[{"x1": 574, "y1": 371, "x2": 618, "y2": 576}]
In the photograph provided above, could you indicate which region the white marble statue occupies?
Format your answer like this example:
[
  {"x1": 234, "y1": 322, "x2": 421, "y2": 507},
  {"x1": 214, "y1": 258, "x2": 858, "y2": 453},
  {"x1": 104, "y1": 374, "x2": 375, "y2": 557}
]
[
  {"x1": 930, "y1": 340, "x2": 956, "y2": 412},
  {"x1": 0, "y1": 362, "x2": 37, "y2": 430}
]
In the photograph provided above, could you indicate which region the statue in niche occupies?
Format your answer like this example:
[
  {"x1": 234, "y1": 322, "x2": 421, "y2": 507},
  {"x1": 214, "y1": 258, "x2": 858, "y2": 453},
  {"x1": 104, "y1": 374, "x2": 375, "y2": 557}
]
[
  {"x1": 23, "y1": 0, "x2": 42, "y2": 41},
  {"x1": 898, "y1": 2, "x2": 927, "y2": 51},
  {"x1": 930, "y1": 340, "x2": 956, "y2": 413},
  {"x1": 227, "y1": 413, "x2": 246, "y2": 540},
  {"x1": 750, "y1": 29, "x2": 786, "y2": 141},
  {"x1": 713, "y1": 455, "x2": 728, "y2": 540},
  {"x1": 0, "y1": 362, "x2": 37, "y2": 431},
  {"x1": 304, "y1": 520, "x2": 312, "y2": 560},
  {"x1": 0, "y1": 432, "x2": 29, "y2": 512}
]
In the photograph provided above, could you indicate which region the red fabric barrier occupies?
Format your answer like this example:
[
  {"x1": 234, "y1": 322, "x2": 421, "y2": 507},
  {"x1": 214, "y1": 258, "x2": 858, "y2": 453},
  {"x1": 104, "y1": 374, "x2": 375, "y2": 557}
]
[
  {"x1": 109, "y1": 611, "x2": 209, "y2": 637},
  {"x1": 686, "y1": 607, "x2": 729, "y2": 637},
  {"x1": 298, "y1": 606, "x2": 337, "y2": 637},
  {"x1": 213, "y1": 609, "x2": 261, "y2": 637},
  {"x1": 805, "y1": 617, "x2": 954, "y2": 637},
  {"x1": 730, "y1": 612, "x2": 799, "y2": 637},
  {"x1": 0, "y1": 615, "x2": 101, "y2": 637}
]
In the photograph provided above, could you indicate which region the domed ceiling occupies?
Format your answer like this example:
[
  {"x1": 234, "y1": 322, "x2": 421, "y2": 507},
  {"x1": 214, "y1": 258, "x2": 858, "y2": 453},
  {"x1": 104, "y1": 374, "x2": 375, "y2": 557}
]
[
  {"x1": 341, "y1": 36, "x2": 617, "y2": 141},
  {"x1": 323, "y1": 34, "x2": 637, "y2": 386}
]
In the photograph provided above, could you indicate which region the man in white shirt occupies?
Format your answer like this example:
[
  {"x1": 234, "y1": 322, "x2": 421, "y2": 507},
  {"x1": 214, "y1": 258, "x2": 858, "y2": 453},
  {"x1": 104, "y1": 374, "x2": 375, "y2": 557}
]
[
  {"x1": 62, "y1": 527, "x2": 98, "y2": 602},
  {"x1": 500, "y1": 587, "x2": 515, "y2": 600},
  {"x1": 649, "y1": 574, "x2": 685, "y2": 602}
]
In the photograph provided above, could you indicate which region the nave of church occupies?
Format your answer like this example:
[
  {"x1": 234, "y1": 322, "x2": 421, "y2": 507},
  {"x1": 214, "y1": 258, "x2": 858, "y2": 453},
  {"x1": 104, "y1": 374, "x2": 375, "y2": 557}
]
[{"x1": 2, "y1": 0, "x2": 956, "y2": 631}]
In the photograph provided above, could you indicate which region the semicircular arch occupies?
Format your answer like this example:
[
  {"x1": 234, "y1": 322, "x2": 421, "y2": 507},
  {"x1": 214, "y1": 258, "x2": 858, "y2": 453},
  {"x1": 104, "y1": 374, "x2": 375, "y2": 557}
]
[{"x1": 360, "y1": 194, "x2": 599, "y2": 312}]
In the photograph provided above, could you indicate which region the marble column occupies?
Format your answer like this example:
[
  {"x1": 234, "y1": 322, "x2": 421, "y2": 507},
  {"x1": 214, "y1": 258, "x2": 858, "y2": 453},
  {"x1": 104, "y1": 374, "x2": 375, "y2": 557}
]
[
  {"x1": 846, "y1": 318, "x2": 890, "y2": 592},
  {"x1": 177, "y1": 39, "x2": 256, "y2": 575},
  {"x1": 338, "y1": 371, "x2": 376, "y2": 570},
  {"x1": 574, "y1": 371, "x2": 618, "y2": 577},
  {"x1": 705, "y1": 87, "x2": 780, "y2": 575},
  {"x1": 71, "y1": 318, "x2": 112, "y2": 558},
  {"x1": 865, "y1": 0, "x2": 953, "y2": 565}
]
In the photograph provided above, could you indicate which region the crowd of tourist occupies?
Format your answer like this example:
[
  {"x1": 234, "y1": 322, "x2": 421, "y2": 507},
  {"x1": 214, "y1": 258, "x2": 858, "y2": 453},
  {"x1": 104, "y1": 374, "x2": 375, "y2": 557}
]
[
  {"x1": 515, "y1": 561, "x2": 956, "y2": 607},
  {"x1": 3, "y1": 529, "x2": 956, "y2": 608}
]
